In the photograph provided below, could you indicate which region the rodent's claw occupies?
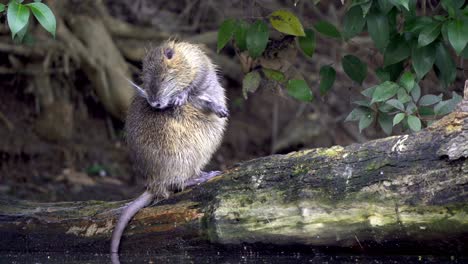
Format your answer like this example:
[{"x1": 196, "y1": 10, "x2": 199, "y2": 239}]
[
  {"x1": 215, "y1": 108, "x2": 229, "y2": 118},
  {"x1": 172, "y1": 92, "x2": 188, "y2": 107}
]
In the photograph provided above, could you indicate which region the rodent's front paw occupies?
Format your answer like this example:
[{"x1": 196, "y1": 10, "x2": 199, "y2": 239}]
[
  {"x1": 215, "y1": 107, "x2": 229, "y2": 118},
  {"x1": 172, "y1": 93, "x2": 188, "y2": 107}
]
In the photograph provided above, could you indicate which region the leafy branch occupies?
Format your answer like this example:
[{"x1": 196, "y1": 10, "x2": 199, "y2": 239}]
[
  {"x1": 1, "y1": 0, "x2": 56, "y2": 43},
  {"x1": 217, "y1": 0, "x2": 467, "y2": 135}
]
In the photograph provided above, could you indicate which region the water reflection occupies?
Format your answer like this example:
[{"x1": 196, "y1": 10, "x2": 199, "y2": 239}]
[
  {"x1": 0, "y1": 251, "x2": 463, "y2": 264},
  {"x1": 111, "y1": 252, "x2": 120, "y2": 264}
]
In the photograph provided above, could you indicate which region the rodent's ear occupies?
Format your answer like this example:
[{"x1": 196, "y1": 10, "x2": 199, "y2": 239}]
[{"x1": 164, "y1": 48, "x2": 174, "y2": 60}]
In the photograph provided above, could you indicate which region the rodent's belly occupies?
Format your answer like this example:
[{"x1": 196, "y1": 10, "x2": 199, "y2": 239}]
[{"x1": 127, "y1": 104, "x2": 226, "y2": 191}]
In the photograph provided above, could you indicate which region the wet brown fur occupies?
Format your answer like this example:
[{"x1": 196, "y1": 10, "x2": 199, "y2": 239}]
[
  {"x1": 126, "y1": 96, "x2": 226, "y2": 197},
  {"x1": 127, "y1": 40, "x2": 226, "y2": 197}
]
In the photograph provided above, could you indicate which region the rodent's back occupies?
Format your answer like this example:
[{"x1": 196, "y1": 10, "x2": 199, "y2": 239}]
[{"x1": 126, "y1": 96, "x2": 226, "y2": 196}]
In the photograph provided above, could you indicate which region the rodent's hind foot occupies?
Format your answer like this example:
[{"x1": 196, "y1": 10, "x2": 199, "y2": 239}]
[{"x1": 185, "y1": 171, "x2": 222, "y2": 187}]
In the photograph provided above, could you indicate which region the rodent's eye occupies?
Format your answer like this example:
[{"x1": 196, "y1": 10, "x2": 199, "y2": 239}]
[{"x1": 164, "y1": 48, "x2": 174, "y2": 60}]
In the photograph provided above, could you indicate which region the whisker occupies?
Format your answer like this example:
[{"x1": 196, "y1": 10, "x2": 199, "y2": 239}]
[{"x1": 125, "y1": 77, "x2": 148, "y2": 99}]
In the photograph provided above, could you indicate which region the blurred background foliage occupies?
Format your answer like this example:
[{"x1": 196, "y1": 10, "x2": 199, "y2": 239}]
[{"x1": 0, "y1": 0, "x2": 466, "y2": 202}]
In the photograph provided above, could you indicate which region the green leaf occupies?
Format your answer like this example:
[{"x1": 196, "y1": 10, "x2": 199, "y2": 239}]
[
  {"x1": 441, "y1": 20, "x2": 450, "y2": 42},
  {"x1": 86, "y1": 164, "x2": 106, "y2": 175},
  {"x1": 13, "y1": 21, "x2": 29, "y2": 43},
  {"x1": 406, "y1": 101, "x2": 417, "y2": 114},
  {"x1": 411, "y1": 83, "x2": 421, "y2": 102},
  {"x1": 360, "y1": 1, "x2": 373, "y2": 17},
  {"x1": 349, "y1": 0, "x2": 371, "y2": 9},
  {"x1": 342, "y1": 55, "x2": 367, "y2": 84},
  {"x1": 287, "y1": 79, "x2": 313, "y2": 102},
  {"x1": 434, "y1": 92, "x2": 463, "y2": 115},
  {"x1": 298, "y1": 29, "x2": 316, "y2": 57},
  {"x1": 343, "y1": 6, "x2": 366, "y2": 40},
  {"x1": 447, "y1": 19, "x2": 468, "y2": 55},
  {"x1": 371, "y1": 81, "x2": 400, "y2": 103},
  {"x1": 419, "y1": 94, "x2": 442, "y2": 106},
  {"x1": 399, "y1": 72, "x2": 415, "y2": 92},
  {"x1": 7, "y1": 1, "x2": 30, "y2": 38},
  {"x1": 386, "y1": 99, "x2": 405, "y2": 111},
  {"x1": 434, "y1": 15, "x2": 447, "y2": 22},
  {"x1": 246, "y1": 20, "x2": 269, "y2": 58},
  {"x1": 262, "y1": 68, "x2": 285, "y2": 82},
  {"x1": 314, "y1": 21, "x2": 341, "y2": 39},
  {"x1": 345, "y1": 106, "x2": 370, "y2": 122},
  {"x1": 361, "y1": 85, "x2": 377, "y2": 98},
  {"x1": 242, "y1": 71, "x2": 261, "y2": 99},
  {"x1": 359, "y1": 111, "x2": 375, "y2": 132},
  {"x1": 418, "y1": 22, "x2": 441, "y2": 47},
  {"x1": 234, "y1": 20, "x2": 249, "y2": 51},
  {"x1": 0, "y1": 4, "x2": 5, "y2": 12},
  {"x1": 441, "y1": 0, "x2": 459, "y2": 17},
  {"x1": 367, "y1": 12, "x2": 389, "y2": 51},
  {"x1": 419, "y1": 106, "x2": 435, "y2": 116},
  {"x1": 21, "y1": 30, "x2": 35, "y2": 45},
  {"x1": 393, "y1": 113, "x2": 405, "y2": 126},
  {"x1": 404, "y1": 16, "x2": 434, "y2": 33},
  {"x1": 447, "y1": 0, "x2": 465, "y2": 9},
  {"x1": 384, "y1": 36, "x2": 410, "y2": 66},
  {"x1": 217, "y1": 19, "x2": 236, "y2": 53},
  {"x1": 378, "y1": 113, "x2": 393, "y2": 135},
  {"x1": 461, "y1": 44, "x2": 468, "y2": 59},
  {"x1": 390, "y1": 0, "x2": 410, "y2": 10},
  {"x1": 397, "y1": 88, "x2": 412, "y2": 104},
  {"x1": 26, "y1": 2, "x2": 55, "y2": 37},
  {"x1": 376, "y1": 68, "x2": 390, "y2": 82},
  {"x1": 319, "y1": 65, "x2": 336, "y2": 95},
  {"x1": 412, "y1": 44, "x2": 436, "y2": 79},
  {"x1": 353, "y1": 100, "x2": 372, "y2": 107},
  {"x1": 384, "y1": 62, "x2": 405, "y2": 81},
  {"x1": 379, "y1": 103, "x2": 394, "y2": 113},
  {"x1": 377, "y1": 0, "x2": 393, "y2": 13},
  {"x1": 434, "y1": 42, "x2": 456, "y2": 87},
  {"x1": 269, "y1": 10, "x2": 305, "y2": 36},
  {"x1": 407, "y1": 115, "x2": 421, "y2": 132}
]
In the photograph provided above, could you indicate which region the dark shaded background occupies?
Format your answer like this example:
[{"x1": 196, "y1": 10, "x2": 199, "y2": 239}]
[{"x1": 0, "y1": 0, "x2": 465, "y2": 202}]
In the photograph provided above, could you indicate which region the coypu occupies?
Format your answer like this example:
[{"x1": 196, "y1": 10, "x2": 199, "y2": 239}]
[{"x1": 110, "y1": 40, "x2": 228, "y2": 253}]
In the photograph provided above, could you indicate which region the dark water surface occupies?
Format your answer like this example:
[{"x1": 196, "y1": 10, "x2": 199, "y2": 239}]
[{"x1": 0, "y1": 251, "x2": 464, "y2": 264}]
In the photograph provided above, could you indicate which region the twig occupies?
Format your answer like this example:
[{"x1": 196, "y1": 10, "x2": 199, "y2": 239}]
[
  {"x1": 354, "y1": 234, "x2": 364, "y2": 250},
  {"x1": 0, "y1": 111, "x2": 13, "y2": 131},
  {"x1": 0, "y1": 66, "x2": 72, "y2": 75},
  {"x1": 422, "y1": 0, "x2": 427, "y2": 15},
  {"x1": 106, "y1": 116, "x2": 117, "y2": 141},
  {"x1": 270, "y1": 95, "x2": 279, "y2": 154}
]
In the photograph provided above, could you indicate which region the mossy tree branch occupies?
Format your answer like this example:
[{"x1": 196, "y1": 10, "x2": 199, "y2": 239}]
[{"x1": 1, "y1": 86, "x2": 468, "y2": 254}]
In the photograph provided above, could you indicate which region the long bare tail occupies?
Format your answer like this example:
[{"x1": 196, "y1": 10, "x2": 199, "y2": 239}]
[{"x1": 110, "y1": 191, "x2": 154, "y2": 253}]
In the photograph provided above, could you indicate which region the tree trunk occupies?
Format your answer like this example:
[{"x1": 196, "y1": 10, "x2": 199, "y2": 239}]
[{"x1": 1, "y1": 85, "x2": 468, "y2": 254}]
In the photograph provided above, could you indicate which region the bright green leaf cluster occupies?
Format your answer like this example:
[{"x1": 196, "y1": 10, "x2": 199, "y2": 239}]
[
  {"x1": 4, "y1": 0, "x2": 56, "y2": 43},
  {"x1": 343, "y1": 0, "x2": 466, "y2": 134},
  {"x1": 217, "y1": 10, "x2": 329, "y2": 102},
  {"x1": 216, "y1": 1, "x2": 466, "y2": 135},
  {"x1": 346, "y1": 71, "x2": 462, "y2": 134}
]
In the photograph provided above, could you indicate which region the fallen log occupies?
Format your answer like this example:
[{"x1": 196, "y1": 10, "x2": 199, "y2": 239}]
[{"x1": 1, "y1": 85, "x2": 468, "y2": 254}]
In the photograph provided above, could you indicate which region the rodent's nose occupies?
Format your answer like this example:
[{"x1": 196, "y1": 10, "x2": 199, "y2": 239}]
[{"x1": 149, "y1": 100, "x2": 165, "y2": 109}]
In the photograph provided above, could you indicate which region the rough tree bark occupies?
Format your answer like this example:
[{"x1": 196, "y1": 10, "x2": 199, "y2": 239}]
[{"x1": 1, "y1": 85, "x2": 467, "y2": 254}]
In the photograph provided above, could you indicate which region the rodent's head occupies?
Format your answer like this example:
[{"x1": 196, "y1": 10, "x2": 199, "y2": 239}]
[{"x1": 137, "y1": 40, "x2": 208, "y2": 109}]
